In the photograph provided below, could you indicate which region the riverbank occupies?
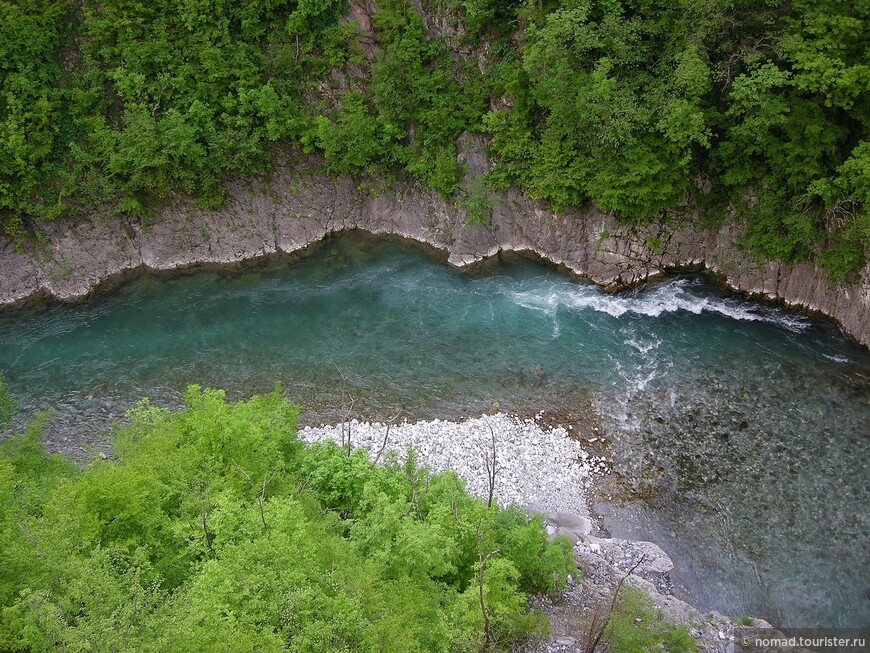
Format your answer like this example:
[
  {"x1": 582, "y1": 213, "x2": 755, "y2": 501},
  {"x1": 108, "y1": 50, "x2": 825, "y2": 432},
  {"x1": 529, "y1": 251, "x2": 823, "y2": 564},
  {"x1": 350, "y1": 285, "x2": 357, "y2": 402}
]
[
  {"x1": 298, "y1": 412, "x2": 781, "y2": 653},
  {"x1": 1, "y1": 147, "x2": 868, "y2": 348},
  {"x1": 3, "y1": 232, "x2": 867, "y2": 629}
]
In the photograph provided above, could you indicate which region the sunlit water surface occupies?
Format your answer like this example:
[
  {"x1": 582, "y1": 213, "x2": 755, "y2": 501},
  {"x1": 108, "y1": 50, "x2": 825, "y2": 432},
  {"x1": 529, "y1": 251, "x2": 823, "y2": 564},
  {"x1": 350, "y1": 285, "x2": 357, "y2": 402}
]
[{"x1": 1, "y1": 235, "x2": 868, "y2": 627}]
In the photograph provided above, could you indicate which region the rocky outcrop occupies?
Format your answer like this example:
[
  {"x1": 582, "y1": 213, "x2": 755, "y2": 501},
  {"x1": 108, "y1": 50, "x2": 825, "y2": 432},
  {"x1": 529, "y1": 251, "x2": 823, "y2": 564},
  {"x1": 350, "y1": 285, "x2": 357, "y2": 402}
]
[
  {"x1": 290, "y1": 411, "x2": 785, "y2": 652},
  {"x1": 531, "y1": 537, "x2": 778, "y2": 653},
  {"x1": 531, "y1": 514, "x2": 801, "y2": 653},
  {"x1": 2, "y1": 141, "x2": 868, "y2": 347}
]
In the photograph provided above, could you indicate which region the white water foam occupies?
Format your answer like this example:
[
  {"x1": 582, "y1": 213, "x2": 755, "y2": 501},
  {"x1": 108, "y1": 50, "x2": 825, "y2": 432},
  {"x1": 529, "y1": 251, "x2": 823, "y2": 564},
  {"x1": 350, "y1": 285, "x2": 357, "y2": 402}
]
[
  {"x1": 509, "y1": 278, "x2": 809, "y2": 332},
  {"x1": 620, "y1": 335, "x2": 667, "y2": 392},
  {"x1": 624, "y1": 335, "x2": 662, "y2": 356}
]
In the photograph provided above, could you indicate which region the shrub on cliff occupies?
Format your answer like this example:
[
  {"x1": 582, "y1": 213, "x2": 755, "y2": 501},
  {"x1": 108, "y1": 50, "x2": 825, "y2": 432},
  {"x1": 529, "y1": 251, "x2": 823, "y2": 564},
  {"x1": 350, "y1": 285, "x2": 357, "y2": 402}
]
[{"x1": 2, "y1": 0, "x2": 865, "y2": 278}]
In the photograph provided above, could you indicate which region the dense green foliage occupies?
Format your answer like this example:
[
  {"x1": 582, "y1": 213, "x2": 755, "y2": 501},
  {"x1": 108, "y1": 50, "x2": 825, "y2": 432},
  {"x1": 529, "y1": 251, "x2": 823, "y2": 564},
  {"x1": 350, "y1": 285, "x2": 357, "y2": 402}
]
[
  {"x1": 311, "y1": 0, "x2": 487, "y2": 194},
  {"x1": 479, "y1": 0, "x2": 869, "y2": 277},
  {"x1": 1, "y1": 0, "x2": 353, "y2": 226},
  {"x1": 0, "y1": 386, "x2": 573, "y2": 652},
  {"x1": 604, "y1": 587, "x2": 697, "y2": 653},
  {"x1": 1, "y1": 0, "x2": 867, "y2": 276}
]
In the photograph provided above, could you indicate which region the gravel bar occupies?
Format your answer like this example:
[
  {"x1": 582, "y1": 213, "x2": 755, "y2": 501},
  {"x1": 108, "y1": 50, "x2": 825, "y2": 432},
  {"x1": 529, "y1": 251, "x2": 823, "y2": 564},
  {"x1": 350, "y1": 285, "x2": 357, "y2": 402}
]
[{"x1": 299, "y1": 412, "x2": 606, "y2": 517}]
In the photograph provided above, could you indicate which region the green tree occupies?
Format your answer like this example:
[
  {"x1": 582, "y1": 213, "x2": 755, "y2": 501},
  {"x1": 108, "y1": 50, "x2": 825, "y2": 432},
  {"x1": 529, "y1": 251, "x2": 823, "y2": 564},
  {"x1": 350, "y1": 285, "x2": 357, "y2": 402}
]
[{"x1": 0, "y1": 387, "x2": 572, "y2": 652}]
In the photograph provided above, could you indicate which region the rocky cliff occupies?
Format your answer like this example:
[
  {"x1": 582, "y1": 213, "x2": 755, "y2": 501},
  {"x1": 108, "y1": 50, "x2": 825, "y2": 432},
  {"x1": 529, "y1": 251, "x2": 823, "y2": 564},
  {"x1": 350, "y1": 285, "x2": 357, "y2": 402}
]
[{"x1": 2, "y1": 144, "x2": 868, "y2": 347}]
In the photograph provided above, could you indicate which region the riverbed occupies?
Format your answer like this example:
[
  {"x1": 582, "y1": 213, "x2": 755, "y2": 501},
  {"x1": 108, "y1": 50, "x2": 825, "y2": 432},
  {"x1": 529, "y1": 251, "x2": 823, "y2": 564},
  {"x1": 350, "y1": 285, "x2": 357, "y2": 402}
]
[{"x1": 1, "y1": 233, "x2": 868, "y2": 627}]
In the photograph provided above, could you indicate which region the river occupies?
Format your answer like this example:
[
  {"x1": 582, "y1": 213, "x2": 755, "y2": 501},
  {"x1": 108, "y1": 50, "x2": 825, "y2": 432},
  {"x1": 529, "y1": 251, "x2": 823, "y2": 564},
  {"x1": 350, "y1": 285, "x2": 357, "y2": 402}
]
[{"x1": 1, "y1": 233, "x2": 868, "y2": 627}]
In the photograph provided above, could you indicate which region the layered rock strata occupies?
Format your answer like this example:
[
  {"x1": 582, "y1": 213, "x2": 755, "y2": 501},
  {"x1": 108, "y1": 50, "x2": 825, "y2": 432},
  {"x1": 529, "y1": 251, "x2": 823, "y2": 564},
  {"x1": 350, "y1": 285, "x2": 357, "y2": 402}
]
[{"x1": 2, "y1": 151, "x2": 867, "y2": 347}]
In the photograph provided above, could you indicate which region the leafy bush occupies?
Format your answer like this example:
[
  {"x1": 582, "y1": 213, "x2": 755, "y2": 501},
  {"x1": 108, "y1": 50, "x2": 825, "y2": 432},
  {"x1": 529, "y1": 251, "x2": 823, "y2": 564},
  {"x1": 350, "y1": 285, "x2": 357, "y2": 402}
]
[
  {"x1": 0, "y1": 385, "x2": 572, "y2": 652},
  {"x1": 604, "y1": 587, "x2": 697, "y2": 653},
  {"x1": 1, "y1": 0, "x2": 349, "y2": 230},
  {"x1": 481, "y1": 0, "x2": 867, "y2": 273},
  {"x1": 463, "y1": 174, "x2": 495, "y2": 224}
]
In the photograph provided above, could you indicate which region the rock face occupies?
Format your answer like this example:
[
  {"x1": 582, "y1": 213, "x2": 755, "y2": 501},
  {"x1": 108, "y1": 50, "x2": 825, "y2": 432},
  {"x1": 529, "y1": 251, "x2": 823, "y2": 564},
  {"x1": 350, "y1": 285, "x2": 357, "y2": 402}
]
[
  {"x1": 2, "y1": 141, "x2": 868, "y2": 347},
  {"x1": 527, "y1": 531, "x2": 795, "y2": 653}
]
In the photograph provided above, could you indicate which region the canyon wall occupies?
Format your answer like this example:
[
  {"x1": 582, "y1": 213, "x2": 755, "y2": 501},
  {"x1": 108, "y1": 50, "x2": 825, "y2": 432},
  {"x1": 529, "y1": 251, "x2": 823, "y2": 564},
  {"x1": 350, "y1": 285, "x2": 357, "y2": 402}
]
[{"x1": 2, "y1": 144, "x2": 868, "y2": 347}]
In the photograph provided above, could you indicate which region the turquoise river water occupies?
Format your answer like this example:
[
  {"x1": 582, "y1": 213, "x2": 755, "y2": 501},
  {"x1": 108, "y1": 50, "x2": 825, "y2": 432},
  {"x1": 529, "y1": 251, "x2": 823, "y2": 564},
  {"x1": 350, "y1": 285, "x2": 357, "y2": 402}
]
[{"x1": 1, "y1": 234, "x2": 868, "y2": 628}]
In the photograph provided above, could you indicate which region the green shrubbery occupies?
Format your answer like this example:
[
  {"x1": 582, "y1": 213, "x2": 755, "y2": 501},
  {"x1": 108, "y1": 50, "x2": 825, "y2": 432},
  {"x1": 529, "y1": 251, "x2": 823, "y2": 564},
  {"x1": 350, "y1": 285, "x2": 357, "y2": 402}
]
[
  {"x1": 479, "y1": 0, "x2": 868, "y2": 278},
  {"x1": 604, "y1": 587, "x2": 697, "y2": 653},
  {"x1": 0, "y1": 385, "x2": 573, "y2": 652},
  {"x1": 1, "y1": 0, "x2": 867, "y2": 277},
  {"x1": 1, "y1": 0, "x2": 351, "y2": 228}
]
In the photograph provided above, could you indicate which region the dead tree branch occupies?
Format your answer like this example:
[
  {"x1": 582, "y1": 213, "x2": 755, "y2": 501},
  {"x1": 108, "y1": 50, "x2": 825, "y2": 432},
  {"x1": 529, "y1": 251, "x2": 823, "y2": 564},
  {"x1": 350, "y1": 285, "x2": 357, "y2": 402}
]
[
  {"x1": 192, "y1": 476, "x2": 215, "y2": 552},
  {"x1": 482, "y1": 425, "x2": 498, "y2": 509},
  {"x1": 583, "y1": 554, "x2": 648, "y2": 653},
  {"x1": 374, "y1": 407, "x2": 403, "y2": 464},
  {"x1": 334, "y1": 363, "x2": 357, "y2": 456},
  {"x1": 232, "y1": 459, "x2": 273, "y2": 532}
]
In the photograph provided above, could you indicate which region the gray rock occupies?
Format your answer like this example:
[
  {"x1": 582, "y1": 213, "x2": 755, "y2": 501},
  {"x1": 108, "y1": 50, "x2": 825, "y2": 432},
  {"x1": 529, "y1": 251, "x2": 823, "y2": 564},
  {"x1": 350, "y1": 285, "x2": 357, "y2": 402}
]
[
  {"x1": 1, "y1": 154, "x2": 867, "y2": 348},
  {"x1": 546, "y1": 512, "x2": 593, "y2": 536},
  {"x1": 575, "y1": 536, "x2": 675, "y2": 577},
  {"x1": 553, "y1": 527, "x2": 581, "y2": 545}
]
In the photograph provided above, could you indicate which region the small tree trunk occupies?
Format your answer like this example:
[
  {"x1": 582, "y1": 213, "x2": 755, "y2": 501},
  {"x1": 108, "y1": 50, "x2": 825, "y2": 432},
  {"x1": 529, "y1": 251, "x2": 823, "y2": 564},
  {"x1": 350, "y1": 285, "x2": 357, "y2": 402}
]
[
  {"x1": 192, "y1": 477, "x2": 215, "y2": 552},
  {"x1": 374, "y1": 407, "x2": 403, "y2": 464},
  {"x1": 482, "y1": 426, "x2": 498, "y2": 508},
  {"x1": 232, "y1": 459, "x2": 271, "y2": 532},
  {"x1": 476, "y1": 519, "x2": 501, "y2": 651},
  {"x1": 257, "y1": 471, "x2": 272, "y2": 532}
]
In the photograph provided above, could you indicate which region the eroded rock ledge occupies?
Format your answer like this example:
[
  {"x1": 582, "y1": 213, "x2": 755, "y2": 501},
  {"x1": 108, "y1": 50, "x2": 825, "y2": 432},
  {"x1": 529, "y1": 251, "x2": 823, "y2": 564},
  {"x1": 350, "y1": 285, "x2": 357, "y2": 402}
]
[{"x1": 2, "y1": 151, "x2": 868, "y2": 347}]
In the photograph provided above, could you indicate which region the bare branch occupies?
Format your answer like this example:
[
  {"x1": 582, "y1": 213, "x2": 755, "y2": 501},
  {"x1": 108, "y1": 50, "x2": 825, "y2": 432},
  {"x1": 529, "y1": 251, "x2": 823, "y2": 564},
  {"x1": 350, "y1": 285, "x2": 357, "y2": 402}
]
[
  {"x1": 257, "y1": 470, "x2": 272, "y2": 532},
  {"x1": 231, "y1": 458, "x2": 253, "y2": 485},
  {"x1": 333, "y1": 363, "x2": 357, "y2": 456},
  {"x1": 480, "y1": 426, "x2": 498, "y2": 508},
  {"x1": 232, "y1": 459, "x2": 270, "y2": 532},
  {"x1": 584, "y1": 554, "x2": 648, "y2": 653},
  {"x1": 396, "y1": 464, "x2": 422, "y2": 522},
  {"x1": 374, "y1": 407, "x2": 403, "y2": 464},
  {"x1": 476, "y1": 519, "x2": 503, "y2": 651}
]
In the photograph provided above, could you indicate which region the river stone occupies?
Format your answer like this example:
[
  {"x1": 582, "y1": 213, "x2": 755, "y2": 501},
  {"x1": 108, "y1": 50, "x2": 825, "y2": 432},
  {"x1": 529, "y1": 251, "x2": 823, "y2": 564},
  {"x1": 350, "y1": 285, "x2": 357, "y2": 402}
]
[
  {"x1": 575, "y1": 536, "x2": 675, "y2": 577},
  {"x1": 544, "y1": 511, "x2": 593, "y2": 539},
  {"x1": 300, "y1": 413, "x2": 601, "y2": 517},
  {"x1": 553, "y1": 527, "x2": 581, "y2": 545}
]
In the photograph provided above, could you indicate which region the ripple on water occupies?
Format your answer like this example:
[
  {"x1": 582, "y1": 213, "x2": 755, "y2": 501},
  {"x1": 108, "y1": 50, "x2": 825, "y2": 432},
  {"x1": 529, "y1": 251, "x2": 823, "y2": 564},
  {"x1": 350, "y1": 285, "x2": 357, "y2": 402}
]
[{"x1": 0, "y1": 234, "x2": 868, "y2": 628}]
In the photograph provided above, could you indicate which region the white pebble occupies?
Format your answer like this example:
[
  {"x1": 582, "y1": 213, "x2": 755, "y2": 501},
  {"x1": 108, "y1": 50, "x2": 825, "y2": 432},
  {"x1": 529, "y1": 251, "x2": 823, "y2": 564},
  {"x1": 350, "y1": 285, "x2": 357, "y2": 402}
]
[{"x1": 298, "y1": 413, "x2": 606, "y2": 517}]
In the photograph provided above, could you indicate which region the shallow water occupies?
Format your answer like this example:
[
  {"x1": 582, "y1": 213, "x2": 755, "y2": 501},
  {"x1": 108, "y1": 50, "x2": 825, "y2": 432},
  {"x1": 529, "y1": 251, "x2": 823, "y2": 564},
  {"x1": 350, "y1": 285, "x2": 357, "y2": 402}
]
[{"x1": 1, "y1": 234, "x2": 868, "y2": 627}]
